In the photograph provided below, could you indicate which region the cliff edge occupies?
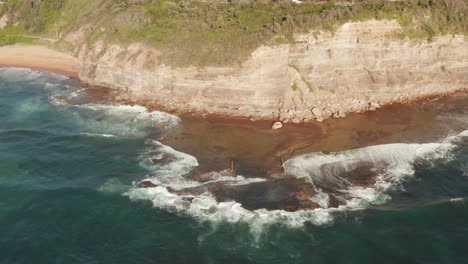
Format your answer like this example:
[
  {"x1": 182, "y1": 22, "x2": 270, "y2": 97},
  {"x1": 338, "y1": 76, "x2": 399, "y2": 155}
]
[
  {"x1": 75, "y1": 19, "x2": 467, "y2": 122},
  {"x1": 1, "y1": 0, "x2": 467, "y2": 122}
]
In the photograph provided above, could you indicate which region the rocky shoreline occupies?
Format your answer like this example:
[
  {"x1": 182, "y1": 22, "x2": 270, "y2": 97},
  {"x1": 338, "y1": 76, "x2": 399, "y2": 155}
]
[
  {"x1": 0, "y1": 63, "x2": 466, "y2": 213},
  {"x1": 0, "y1": 20, "x2": 466, "y2": 124},
  {"x1": 73, "y1": 20, "x2": 467, "y2": 123}
]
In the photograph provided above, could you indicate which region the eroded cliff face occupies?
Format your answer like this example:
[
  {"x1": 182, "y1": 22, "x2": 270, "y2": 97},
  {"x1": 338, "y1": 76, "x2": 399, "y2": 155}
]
[
  {"x1": 72, "y1": 20, "x2": 467, "y2": 122},
  {"x1": 283, "y1": 20, "x2": 467, "y2": 121}
]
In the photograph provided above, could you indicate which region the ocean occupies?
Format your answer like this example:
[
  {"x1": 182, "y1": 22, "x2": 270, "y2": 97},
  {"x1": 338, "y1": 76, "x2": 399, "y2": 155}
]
[{"x1": 0, "y1": 68, "x2": 467, "y2": 264}]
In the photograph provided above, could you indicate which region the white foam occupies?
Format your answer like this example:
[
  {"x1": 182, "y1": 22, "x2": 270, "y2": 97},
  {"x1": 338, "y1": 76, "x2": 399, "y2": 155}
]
[
  {"x1": 138, "y1": 140, "x2": 265, "y2": 189},
  {"x1": 284, "y1": 139, "x2": 458, "y2": 207},
  {"x1": 71, "y1": 104, "x2": 181, "y2": 137},
  {"x1": 42, "y1": 82, "x2": 181, "y2": 138},
  {"x1": 139, "y1": 140, "x2": 199, "y2": 187},
  {"x1": 205, "y1": 175, "x2": 266, "y2": 186},
  {"x1": 127, "y1": 130, "x2": 466, "y2": 229},
  {"x1": 98, "y1": 178, "x2": 131, "y2": 193},
  {"x1": 310, "y1": 192, "x2": 330, "y2": 209},
  {"x1": 126, "y1": 139, "x2": 334, "y2": 230},
  {"x1": 79, "y1": 132, "x2": 117, "y2": 138},
  {"x1": 345, "y1": 186, "x2": 390, "y2": 205},
  {"x1": 126, "y1": 186, "x2": 334, "y2": 229},
  {"x1": 450, "y1": 197, "x2": 465, "y2": 203},
  {"x1": 444, "y1": 130, "x2": 468, "y2": 145}
]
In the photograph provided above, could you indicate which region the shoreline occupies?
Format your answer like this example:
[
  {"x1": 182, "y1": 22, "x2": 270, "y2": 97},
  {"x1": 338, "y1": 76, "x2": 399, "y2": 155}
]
[
  {"x1": 1, "y1": 52, "x2": 466, "y2": 212},
  {"x1": 0, "y1": 44, "x2": 79, "y2": 78},
  {"x1": 116, "y1": 89, "x2": 468, "y2": 123},
  {"x1": 0, "y1": 44, "x2": 466, "y2": 125}
]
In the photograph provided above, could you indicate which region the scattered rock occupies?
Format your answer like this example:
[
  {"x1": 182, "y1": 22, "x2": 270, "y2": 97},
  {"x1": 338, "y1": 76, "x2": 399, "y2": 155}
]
[
  {"x1": 50, "y1": 96, "x2": 71, "y2": 106},
  {"x1": 322, "y1": 108, "x2": 334, "y2": 119},
  {"x1": 210, "y1": 178, "x2": 321, "y2": 212},
  {"x1": 191, "y1": 171, "x2": 218, "y2": 182},
  {"x1": 311, "y1": 107, "x2": 323, "y2": 119},
  {"x1": 291, "y1": 117, "x2": 302, "y2": 123},
  {"x1": 279, "y1": 109, "x2": 295, "y2": 122},
  {"x1": 267, "y1": 167, "x2": 285, "y2": 178},
  {"x1": 368, "y1": 102, "x2": 381, "y2": 111},
  {"x1": 272, "y1": 121, "x2": 283, "y2": 129},
  {"x1": 138, "y1": 180, "x2": 158, "y2": 188},
  {"x1": 115, "y1": 93, "x2": 131, "y2": 101},
  {"x1": 219, "y1": 169, "x2": 236, "y2": 177},
  {"x1": 332, "y1": 110, "x2": 346, "y2": 118}
]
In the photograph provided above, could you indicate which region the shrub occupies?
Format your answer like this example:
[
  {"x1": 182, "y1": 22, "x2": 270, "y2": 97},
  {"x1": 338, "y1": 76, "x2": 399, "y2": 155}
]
[{"x1": 0, "y1": 0, "x2": 466, "y2": 66}]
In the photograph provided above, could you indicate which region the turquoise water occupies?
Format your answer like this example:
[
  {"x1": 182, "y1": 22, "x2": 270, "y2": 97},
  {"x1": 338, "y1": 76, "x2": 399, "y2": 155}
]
[{"x1": 0, "y1": 68, "x2": 467, "y2": 263}]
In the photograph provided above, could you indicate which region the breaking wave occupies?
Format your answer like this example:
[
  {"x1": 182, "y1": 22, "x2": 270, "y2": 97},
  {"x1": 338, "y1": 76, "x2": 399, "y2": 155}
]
[
  {"x1": 284, "y1": 139, "x2": 463, "y2": 212},
  {"x1": 68, "y1": 104, "x2": 180, "y2": 138},
  {"x1": 0, "y1": 67, "x2": 179, "y2": 138},
  {"x1": 139, "y1": 140, "x2": 199, "y2": 187},
  {"x1": 126, "y1": 130, "x2": 467, "y2": 230},
  {"x1": 4, "y1": 67, "x2": 466, "y2": 230}
]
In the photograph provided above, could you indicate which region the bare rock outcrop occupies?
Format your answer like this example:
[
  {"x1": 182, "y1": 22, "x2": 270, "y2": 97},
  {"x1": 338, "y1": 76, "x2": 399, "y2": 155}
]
[
  {"x1": 72, "y1": 20, "x2": 467, "y2": 122},
  {"x1": 0, "y1": 14, "x2": 8, "y2": 30}
]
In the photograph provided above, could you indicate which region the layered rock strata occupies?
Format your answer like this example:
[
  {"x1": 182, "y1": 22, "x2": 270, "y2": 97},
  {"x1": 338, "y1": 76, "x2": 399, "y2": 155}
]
[{"x1": 69, "y1": 20, "x2": 467, "y2": 122}]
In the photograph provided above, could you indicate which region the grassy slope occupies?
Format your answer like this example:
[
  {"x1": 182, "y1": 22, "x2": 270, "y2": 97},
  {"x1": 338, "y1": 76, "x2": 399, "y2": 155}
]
[{"x1": 0, "y1": 0, "x2": 466, "y2": 66}]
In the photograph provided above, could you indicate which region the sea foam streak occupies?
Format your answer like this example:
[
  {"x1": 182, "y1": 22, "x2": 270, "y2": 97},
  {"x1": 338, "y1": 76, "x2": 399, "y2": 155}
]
[
  {"x1": 139, "y1": 140, "x2": 199, "y2": 187},
  {"x1": 127, "y1": 130, "x2": 467, "y2": 229},
  {"x1": 284, "y1": 141, "x2": 458, "y2": 207},
  {"x1": 6, "y1": 65, "x2": 183, "y2": 138},
  {"x1": 51, "y1": 99, "x2": 180, "y2": 137},
  {"x1": 4, "y1": 68, "x2": 465, "y2": 229},
  {"x1": 71, "y1": 104, "x2": 180, "y2": 137}
]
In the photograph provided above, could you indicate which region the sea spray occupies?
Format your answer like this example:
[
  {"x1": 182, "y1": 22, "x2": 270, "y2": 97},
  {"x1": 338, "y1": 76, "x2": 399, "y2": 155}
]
[
  {"x1": 3, "y1": 67, "x2": 467, "y2": 231},
  {"x1": 128, "y1": 130, "x2": 467, "y2": 229}
]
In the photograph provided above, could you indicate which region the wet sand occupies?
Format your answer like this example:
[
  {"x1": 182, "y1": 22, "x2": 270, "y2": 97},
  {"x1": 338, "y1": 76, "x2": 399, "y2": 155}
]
[{"x1": 0, "y1": 45, "x2": 79, "y2": 77}]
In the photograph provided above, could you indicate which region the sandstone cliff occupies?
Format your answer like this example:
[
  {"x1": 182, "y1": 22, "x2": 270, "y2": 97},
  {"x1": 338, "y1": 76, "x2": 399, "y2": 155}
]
[
  {"x1": 72, "y1": 19, "x2": 467, "y2": 122},
  {"x1": 0, "y1": 14, "x2": 8, "y2": 30}
]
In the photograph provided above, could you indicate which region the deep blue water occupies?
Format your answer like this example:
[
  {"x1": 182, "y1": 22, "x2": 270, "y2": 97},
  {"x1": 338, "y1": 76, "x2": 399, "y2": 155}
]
[{"x1": 0, "y1": 68, "x2": 467, "y2": 264}]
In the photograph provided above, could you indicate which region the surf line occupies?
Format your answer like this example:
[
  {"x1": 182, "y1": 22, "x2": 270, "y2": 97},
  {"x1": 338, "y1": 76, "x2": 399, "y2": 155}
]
[{"x1": 371, "y1": 196, "x2": 468, "y2": 212}]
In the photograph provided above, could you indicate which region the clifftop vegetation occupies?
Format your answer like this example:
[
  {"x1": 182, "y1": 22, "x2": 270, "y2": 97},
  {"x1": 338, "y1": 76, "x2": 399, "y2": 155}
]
[{"x1": 0, "y1": 0, "x2": 466, "y2": 66}]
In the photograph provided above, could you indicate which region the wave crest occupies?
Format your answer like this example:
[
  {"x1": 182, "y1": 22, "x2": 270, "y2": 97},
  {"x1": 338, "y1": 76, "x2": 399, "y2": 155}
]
[{"x1": 127, "y1": 130, "x2": 466, "y2": 229}]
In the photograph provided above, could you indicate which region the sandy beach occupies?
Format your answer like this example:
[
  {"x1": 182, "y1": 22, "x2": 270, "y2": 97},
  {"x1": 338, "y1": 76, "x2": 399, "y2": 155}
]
[{"x1": 0, "y1": 45, "x2": 79, "y2": 77}]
